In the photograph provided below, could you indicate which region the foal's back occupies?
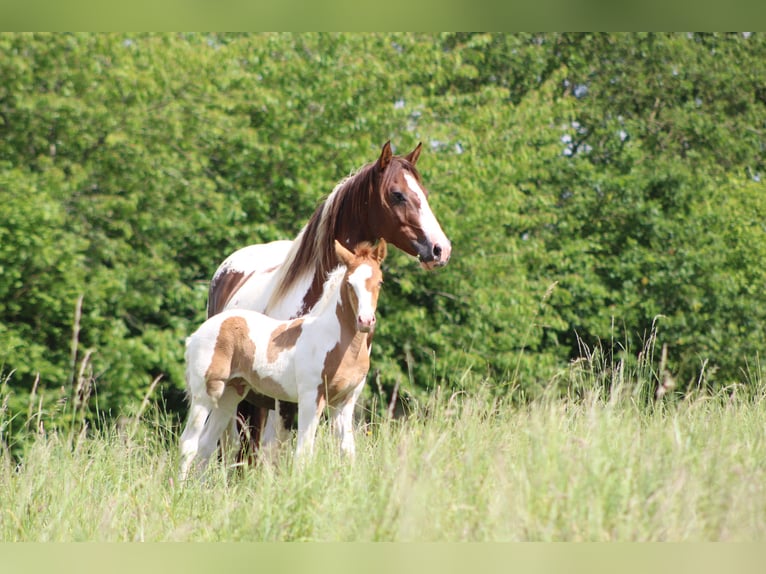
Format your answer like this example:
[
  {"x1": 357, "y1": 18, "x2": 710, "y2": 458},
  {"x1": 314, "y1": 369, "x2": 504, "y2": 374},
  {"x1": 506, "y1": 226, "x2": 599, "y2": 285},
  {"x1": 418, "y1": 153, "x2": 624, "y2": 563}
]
[{"x1": 186, "y1": 308, "x2": 309, "y2": 405}]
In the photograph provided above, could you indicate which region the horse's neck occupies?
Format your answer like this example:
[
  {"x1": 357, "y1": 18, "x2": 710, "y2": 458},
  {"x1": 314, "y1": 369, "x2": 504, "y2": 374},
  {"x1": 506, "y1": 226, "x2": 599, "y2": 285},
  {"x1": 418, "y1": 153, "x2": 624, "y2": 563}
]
[
  {"x1": 332, "y1": 184, "x2": 378, "y2": 248},
  {"x1": 334, "y1": 219, "x2": 374, "y2": 249},
  {"x1": 266, "y1": 171, "x2": 377, "y2": 317},
  {"x1": 303, "y1": 198, "x2": 379, "y2": 312},
  {"x1": 265, "y1": 269, "x2": 314, "y2": 319}
]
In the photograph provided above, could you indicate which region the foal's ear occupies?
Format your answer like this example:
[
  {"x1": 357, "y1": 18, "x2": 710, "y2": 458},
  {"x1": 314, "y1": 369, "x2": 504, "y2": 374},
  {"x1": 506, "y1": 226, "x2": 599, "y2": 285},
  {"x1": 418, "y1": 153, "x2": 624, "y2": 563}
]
[
  {"x1": 404, "y1": 142, "x2": 422, "y2": 166},
  {"x1": 334, "y1": 240, "x2": 355, "y2": 266},
  {"x1": 374, "y1": 239, "x2": 388, "y2": 263},
  {"x1": 377, "y1": 140, "x2": 393, "y2": 170}
]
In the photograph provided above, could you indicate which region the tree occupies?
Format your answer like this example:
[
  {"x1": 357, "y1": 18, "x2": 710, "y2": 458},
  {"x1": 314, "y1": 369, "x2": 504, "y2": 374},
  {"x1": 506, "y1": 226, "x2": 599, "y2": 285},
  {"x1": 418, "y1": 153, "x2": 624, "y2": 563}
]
[{"x1": 1, "y1": 33, "x2": 765, "y2": 441}]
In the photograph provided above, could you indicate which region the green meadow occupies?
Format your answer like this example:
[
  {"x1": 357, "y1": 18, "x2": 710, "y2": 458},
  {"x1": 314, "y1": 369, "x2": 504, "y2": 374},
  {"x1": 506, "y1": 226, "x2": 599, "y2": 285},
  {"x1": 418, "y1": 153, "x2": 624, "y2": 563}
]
[{"x1": 3, "y1": 359, "x2": 765, "y2": 542}]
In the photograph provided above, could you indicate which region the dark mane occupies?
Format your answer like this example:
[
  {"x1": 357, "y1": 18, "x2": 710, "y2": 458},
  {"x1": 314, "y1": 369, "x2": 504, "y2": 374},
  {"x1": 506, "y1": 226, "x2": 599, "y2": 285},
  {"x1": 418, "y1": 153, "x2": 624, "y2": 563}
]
[{"x1": 265, "y1": 156, "x2": 417, "y2": 316}]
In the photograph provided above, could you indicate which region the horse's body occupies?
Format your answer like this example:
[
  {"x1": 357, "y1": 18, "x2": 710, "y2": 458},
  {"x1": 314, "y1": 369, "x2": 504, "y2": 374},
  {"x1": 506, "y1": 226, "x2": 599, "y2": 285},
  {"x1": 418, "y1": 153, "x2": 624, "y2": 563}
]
[
  {"x1": 180, "y1": 241, "x2": 386, "y2": 479},
  {"x1": 206, "y1": 141, "x2": 452, "y2": 453}
]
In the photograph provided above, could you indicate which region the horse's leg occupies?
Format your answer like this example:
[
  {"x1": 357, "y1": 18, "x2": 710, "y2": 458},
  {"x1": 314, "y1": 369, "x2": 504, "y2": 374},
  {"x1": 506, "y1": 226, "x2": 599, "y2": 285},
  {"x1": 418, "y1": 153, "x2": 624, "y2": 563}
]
[
  {"x1": 219, "y1": 414, "x2": 241, "y2": 470},
  {"x1": 295, "y1": 392, "x2": 326, "y2": 461},
  {"x1": 279, "y1": 401, "x2": 298, "y2": 429},
  {"x1": 195, "y1": 385, "x2": 242, "y2": 474},
  {"x1": 233, "y1": 392, "x2": 278, "y2": 464},
  {"x1": 331, "y1": 382, "x2": 365, "y2": 459},
  {"x1": 233, "y1": 400, "x2": 260, "y2": 464},
  {"x1": 262, "y1": 400, "x2": 296, "y2": 442},
  {"x1": 178, "y1": 396, "x2": 212, "y2": 482}
]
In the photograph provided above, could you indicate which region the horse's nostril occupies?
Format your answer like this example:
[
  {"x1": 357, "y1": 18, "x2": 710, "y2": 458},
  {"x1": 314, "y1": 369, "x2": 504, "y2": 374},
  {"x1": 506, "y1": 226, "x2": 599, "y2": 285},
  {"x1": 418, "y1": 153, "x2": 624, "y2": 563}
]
[{"x1": 433, "y1": 244, "x2": 443, "y2": 259}]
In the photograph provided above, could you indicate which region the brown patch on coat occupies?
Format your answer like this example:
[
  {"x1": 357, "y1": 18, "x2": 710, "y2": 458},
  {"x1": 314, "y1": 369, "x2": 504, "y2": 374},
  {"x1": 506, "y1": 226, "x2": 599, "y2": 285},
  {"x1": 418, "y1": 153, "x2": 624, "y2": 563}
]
[
  {"x1": 207, "y1": 270, "x2": 255, "y2": 317},
  {"x1": 318, "y1": 302, "x2": 371, "y2": 408},
  {"x1": 205, "y1": 316, "x2": 256, "y2": 392},
  {"x1": 253, "y1": 375, "x2": 293, "y2": 403},
  {"x1": 267, "y1": 319, "x2": 304, "y2": 363}
]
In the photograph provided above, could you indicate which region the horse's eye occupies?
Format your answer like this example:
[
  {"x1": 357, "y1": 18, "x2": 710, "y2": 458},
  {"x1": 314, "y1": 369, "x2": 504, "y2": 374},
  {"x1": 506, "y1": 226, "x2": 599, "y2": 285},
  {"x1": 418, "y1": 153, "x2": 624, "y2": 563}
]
[{"x1": 391, "y1": 190, "x2": 406, "y2": 204}]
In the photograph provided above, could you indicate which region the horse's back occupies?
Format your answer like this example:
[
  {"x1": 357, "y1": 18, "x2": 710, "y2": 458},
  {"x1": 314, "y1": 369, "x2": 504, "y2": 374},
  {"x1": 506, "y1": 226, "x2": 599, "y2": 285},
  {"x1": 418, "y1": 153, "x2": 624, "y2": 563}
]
[{"x1": 207, "y1": 240, "x2": 293, "y2": 317}]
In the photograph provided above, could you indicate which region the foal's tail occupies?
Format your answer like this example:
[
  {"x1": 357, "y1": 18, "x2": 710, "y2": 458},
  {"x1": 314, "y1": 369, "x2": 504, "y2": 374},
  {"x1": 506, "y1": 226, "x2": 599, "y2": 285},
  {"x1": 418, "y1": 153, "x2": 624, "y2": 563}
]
[{"x1": 185, "y1": 328, "x2": 228, "y2": 407}]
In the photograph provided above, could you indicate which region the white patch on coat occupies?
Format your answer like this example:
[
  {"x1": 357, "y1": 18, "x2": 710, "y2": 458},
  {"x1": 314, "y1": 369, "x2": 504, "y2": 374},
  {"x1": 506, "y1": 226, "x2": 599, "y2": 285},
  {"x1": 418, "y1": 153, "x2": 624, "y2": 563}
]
[
  {"x1": 215, "y1": 240, "x2": 293, "y2": 277},
  {"x1": 403, "y1": 173, "x2": 451, "y2": 258}
]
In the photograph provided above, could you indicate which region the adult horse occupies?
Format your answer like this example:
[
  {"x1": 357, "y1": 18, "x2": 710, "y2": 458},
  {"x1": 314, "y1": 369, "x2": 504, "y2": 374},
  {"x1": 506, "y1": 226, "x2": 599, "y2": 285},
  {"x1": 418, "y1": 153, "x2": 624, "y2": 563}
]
[{"x1": 206, "y1": 140, "x2": 451, "y2": 457}]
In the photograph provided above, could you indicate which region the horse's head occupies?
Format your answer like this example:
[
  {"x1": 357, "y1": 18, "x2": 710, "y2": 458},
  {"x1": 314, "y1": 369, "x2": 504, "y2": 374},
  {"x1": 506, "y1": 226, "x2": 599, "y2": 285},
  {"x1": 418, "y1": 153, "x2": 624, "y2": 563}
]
[
  {"x1": 335, "y1": 240, "x2": 387, "y2": 333},
  {"x1": 369, "y1": 141, "x2": 452, "y2": 271}
]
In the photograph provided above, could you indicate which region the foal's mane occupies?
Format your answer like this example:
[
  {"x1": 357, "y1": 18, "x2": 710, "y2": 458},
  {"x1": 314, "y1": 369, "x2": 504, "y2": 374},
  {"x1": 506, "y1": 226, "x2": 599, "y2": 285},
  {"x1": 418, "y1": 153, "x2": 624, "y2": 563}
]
[
  {"x1": 306, "y1": 265, "x2": 347, "y2": 319},
  {"x1": 265, "y1": 156, "x2": 417, "y2": 315}
]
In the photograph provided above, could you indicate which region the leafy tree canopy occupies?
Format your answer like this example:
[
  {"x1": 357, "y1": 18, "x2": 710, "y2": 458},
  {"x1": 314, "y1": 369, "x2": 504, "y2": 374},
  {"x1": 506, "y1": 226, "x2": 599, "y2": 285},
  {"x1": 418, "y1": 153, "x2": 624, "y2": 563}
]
[{"x1": 1, "y1": 33, "x2": 764, "y2": 432}]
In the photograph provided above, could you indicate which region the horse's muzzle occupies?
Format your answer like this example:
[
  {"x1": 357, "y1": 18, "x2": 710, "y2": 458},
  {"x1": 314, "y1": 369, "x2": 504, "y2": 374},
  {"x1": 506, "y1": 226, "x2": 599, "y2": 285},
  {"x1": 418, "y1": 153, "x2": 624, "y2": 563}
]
[{"x1": 414, "y1": 238, "x2": 451, "y2": 270}]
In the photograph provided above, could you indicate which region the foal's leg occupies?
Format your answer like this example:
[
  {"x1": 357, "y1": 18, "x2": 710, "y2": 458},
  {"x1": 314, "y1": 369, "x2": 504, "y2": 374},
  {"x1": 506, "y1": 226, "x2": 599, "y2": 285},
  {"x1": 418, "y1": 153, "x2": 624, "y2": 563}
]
[
  {"x1": 331, "y1": 382, "x2": 365, "y2": 459},
  {"x1": 179, "y1": 396, "x2": 212, "y2": 482},
  {"x1": 295, "y1": 392, "x2": 327, "y2": 461},
  {"x1": 218, "y1": 415, "x2": 241, "y2": 470},
  {"x1": 195, "y1": 386, "x2": 242, "y2": 474}
]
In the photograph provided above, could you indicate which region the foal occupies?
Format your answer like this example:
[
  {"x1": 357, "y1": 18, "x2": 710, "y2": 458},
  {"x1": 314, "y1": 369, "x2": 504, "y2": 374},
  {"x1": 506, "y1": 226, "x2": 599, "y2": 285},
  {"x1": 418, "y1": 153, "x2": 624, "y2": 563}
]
[{"x1": 179, "y1": 240, "x2": 386, "y2": 479}]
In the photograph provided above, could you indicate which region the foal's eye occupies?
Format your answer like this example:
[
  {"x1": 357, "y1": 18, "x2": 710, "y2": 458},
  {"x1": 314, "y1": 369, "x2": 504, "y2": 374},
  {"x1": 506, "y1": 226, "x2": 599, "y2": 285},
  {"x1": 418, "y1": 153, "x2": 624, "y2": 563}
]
[{"x1": 391, "y1": 190, "x2": 406, "y2": 205}]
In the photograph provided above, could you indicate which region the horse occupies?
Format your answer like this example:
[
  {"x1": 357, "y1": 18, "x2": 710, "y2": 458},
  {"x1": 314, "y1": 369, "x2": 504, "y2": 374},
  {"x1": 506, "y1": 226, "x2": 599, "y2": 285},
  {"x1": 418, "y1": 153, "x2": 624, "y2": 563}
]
[
  {"x1": 206, "y1": 141, "x2": 452, "y2": 456},
  {"x1": 179, "y1": 240, "x2": 387, "y2": 479}
]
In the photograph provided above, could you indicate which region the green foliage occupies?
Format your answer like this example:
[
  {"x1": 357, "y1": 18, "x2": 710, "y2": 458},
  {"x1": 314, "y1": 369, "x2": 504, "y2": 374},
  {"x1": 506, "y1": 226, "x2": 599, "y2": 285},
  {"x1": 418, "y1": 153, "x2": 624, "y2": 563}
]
[
  {"x1": 530, "y1": 33, "x2": 766, "y2": 389},
  {"x1": 1, "y1": 33, "x2": 765, "y2": 432}
]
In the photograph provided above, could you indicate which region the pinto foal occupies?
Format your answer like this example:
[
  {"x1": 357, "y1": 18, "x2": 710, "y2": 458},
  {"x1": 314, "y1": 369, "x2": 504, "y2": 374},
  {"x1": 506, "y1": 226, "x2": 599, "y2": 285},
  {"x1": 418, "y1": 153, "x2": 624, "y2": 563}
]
[{"x1": 179, "y1": 240, "x2": 386, "y2": 480}]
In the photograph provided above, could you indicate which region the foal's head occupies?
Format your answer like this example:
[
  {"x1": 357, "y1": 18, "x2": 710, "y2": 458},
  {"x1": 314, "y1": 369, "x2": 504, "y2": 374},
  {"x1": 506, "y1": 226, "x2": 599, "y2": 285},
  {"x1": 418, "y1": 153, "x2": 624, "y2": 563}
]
[{"x1": 334, "y1": 240, "x2": 387, "y2": 333}]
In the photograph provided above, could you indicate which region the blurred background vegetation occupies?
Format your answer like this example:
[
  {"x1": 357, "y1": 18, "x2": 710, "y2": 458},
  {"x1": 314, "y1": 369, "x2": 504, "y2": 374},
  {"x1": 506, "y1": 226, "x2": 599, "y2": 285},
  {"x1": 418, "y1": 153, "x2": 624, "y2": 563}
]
[{"x1": 1, "y1": 33, "x2": 764, "y2": 437}]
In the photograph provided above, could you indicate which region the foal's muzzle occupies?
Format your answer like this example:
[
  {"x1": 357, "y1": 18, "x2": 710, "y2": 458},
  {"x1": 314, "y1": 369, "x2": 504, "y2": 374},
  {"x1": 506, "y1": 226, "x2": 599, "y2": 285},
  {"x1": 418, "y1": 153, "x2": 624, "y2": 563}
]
[{"x1": 357, "y1": 314, "x2": 376, "y2": 333}]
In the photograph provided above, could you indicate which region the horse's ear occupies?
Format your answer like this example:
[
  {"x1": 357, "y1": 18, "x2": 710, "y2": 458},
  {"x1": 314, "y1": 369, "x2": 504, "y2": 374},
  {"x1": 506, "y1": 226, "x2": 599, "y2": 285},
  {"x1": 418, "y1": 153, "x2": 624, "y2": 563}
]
[
  {"x1": 334, "y1": 240, "x2": 355, "y2": 266},
  {"x1": 374, "y1": 239, "x2": 388, "y2": 263},
  {"x1": 377, "y1": 140, "x2": 393, "y2": 171},
  {"x1": 405, "y1": 142, "x2": 422, "y2": 166}
]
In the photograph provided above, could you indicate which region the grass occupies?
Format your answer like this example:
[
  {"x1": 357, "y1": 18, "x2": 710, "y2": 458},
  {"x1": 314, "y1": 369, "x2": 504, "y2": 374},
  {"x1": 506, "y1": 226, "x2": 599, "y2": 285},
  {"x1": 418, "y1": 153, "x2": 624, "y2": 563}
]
[{"x1": 1, "y1": 374, "x2": 766, "y2": 541}]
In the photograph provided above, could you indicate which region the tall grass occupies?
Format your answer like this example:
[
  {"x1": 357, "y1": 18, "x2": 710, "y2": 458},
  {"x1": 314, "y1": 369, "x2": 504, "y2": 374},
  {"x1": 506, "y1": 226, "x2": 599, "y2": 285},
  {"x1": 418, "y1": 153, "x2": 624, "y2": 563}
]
[
  {"x1": 1, "y1": 365, "x2": 765, "y2": 541},
  {"x1": 1, "y1": 317, "x2": 765, "y2": 541}
]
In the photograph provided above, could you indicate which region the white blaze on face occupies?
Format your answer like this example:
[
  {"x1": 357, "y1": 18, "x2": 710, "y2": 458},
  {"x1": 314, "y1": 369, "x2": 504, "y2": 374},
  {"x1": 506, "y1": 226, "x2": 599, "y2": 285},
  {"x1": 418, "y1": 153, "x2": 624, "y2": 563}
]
[
  {"x1": 403, "y1": 173, "x2": 452, "y2": 263},
  {"x1": 348, "y1": 263, "x2": 375, "y2": 328}
]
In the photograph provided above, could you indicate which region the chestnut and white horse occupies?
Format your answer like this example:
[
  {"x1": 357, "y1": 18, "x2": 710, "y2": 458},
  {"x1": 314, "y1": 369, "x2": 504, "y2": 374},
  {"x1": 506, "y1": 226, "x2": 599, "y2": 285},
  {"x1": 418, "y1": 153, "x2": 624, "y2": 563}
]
[
  {"x1": 179, "y1": 241, "x2": 386, "y2": 479},
  {"x1": 206, "y1": 141, "x2": 452, "y2": 457}
]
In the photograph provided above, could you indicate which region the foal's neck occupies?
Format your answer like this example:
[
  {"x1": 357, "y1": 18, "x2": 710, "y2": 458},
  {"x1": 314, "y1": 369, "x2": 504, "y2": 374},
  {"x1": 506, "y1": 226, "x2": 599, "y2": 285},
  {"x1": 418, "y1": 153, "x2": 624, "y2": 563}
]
[{"x1": 336, "y1": 281, "x2": 362, "y2": 335}]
